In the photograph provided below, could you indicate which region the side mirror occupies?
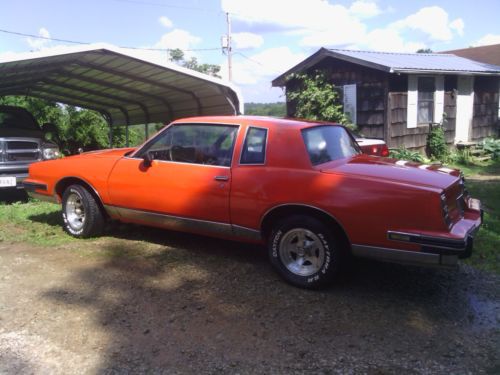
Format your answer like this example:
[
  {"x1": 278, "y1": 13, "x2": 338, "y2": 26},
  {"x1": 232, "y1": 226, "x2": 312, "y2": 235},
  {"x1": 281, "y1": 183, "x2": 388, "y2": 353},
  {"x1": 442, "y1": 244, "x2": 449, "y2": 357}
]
[{"x1": 143, "y1": 151, "x2": 153, "y2": 167}]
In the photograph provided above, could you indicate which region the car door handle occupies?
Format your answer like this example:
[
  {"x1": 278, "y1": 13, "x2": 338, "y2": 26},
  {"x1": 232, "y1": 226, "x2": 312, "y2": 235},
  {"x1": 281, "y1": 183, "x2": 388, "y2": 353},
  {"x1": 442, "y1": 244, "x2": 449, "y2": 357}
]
[{"x1": 214, "y1": 176, "x2": 229, "y2": 181}]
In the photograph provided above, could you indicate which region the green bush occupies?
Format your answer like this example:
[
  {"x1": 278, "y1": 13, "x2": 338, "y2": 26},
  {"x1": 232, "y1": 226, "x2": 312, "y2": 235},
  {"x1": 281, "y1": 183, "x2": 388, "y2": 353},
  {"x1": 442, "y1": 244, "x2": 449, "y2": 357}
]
[
  {"x1": 285, "y1": 70, "x2": 355, "y2": 131},
  {"x1": 426, "y1": 123, "x2": 449, "y2": 161},
  {"x1": 449, "y1": 148, "x2": 472, "y2": 165},
  {"x1": 389, "y1": 146, "x2": 424, "y2": 162},
  {"x1": 479, "y1": 138, "x2": 500, "y2": 159}
]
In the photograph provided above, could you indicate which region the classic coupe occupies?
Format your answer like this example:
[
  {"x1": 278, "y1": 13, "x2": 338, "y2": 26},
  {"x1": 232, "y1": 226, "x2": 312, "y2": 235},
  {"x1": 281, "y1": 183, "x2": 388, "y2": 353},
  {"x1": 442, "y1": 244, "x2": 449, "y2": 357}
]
[{"x1": 24, "y1": 116, "x2": 482, "y2": 288}]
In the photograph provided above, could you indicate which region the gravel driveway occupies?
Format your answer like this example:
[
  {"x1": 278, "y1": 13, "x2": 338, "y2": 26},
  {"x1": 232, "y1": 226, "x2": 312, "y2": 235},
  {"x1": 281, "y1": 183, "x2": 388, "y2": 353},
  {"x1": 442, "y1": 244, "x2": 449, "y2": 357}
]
[{"x1": 0, "y1": 227, "x2": 499, "y2": 374}]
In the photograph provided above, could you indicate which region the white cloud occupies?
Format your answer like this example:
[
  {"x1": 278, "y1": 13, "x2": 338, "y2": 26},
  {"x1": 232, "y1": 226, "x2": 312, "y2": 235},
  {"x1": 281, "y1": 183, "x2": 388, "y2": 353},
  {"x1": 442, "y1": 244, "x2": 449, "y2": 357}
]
[
  {"x1": 474, "y1": 34, "x2": 500, "y2": 47},
  {"x1": 392, "y1": 6, "x2": 463, "y2": 41},
  {"x1": 26, "y1": 27, "x2": 51, "y2": 50},
  {"x1": 154, "y1": 28, "x2": 201, "y2": 52},
  {"x1": 222, "y1": 0, "x2": 368, "y2": 47},
  {"x1": 358, "y1": 28, "x2": 426, "y2": 52},
  {"x1": 449, "y1": 18, "x2": 464, "y2": 37},
  {"x1": 349, "y1": 1, "x2": 381, "y2": 19},
  {"x1": 222, "y1": 1, "x2": 462, "y2": 51},
  {"x1": 232, "y1": 32, "x2": 264, "y2": 49},
  {"x1": 159, "y1": 16, "x2": 173, "y2": 28}
]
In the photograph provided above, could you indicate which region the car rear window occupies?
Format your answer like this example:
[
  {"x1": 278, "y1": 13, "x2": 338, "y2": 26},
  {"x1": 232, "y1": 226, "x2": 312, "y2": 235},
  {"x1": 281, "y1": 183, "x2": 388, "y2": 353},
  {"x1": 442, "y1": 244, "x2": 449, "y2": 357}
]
[
  {"x1": 302, "y1": 126, "x2": 359, "y2": 165},
  {"x1": 240, "y1": 127, "x2": 267, "y2": 164}
]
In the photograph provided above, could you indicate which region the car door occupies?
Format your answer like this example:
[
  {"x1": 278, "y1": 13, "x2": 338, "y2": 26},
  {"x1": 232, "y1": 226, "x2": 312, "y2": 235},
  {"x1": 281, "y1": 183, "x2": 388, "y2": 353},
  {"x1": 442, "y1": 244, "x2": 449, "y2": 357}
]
[{"x1": 107, "y1": 123, "x2": 238, "y2": 233}]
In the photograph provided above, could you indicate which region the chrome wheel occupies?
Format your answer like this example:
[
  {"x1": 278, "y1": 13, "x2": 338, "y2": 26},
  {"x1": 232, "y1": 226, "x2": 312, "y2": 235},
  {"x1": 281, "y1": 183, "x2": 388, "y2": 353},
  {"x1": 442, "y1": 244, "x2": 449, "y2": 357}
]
[
  {"x1": 65, "y1": 192, "x2": 86, "y2": 231},
  {"x1": 279, "y1": 228, "x2": 325, "y2": 277}
]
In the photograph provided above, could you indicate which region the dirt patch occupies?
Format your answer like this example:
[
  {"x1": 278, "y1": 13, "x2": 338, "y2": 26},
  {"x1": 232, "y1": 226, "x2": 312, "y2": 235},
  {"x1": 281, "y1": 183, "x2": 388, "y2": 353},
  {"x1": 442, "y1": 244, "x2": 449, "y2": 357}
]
[{"x1": 0, "y1": 231, "x2": 499, "y2": 374}]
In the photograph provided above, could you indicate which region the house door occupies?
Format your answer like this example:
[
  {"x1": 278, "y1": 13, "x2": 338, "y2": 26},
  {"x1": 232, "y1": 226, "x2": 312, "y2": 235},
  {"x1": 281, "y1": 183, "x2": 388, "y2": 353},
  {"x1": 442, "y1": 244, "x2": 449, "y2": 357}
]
[{"x1": 455, "y1": 76, "x2": 474, "y2": 143}]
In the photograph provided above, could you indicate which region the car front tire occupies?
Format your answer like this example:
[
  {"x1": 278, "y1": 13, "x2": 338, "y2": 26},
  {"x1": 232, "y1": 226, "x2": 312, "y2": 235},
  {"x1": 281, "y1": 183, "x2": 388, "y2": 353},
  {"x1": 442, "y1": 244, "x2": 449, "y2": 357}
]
[
  {"x1": 268, "y1": 215, "x2": 341, "y2": 289},
  {"x1": 62, "y1": 184, "x2": 104, "y2": 238}
]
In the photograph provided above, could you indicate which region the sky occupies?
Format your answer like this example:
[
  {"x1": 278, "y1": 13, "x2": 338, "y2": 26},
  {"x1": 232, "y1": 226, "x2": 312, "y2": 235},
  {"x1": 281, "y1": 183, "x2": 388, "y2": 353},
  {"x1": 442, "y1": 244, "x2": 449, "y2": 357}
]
[{"x1": 1, "y1": 0, "x2": 500, "y2": 103}]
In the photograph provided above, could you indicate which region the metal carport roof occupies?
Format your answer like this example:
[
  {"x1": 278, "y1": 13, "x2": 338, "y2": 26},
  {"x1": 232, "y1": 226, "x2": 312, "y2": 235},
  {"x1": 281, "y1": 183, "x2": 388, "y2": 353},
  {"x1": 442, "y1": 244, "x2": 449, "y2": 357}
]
[{"x1": 0, "y1": 44, "x2": 243, "y2": 131}]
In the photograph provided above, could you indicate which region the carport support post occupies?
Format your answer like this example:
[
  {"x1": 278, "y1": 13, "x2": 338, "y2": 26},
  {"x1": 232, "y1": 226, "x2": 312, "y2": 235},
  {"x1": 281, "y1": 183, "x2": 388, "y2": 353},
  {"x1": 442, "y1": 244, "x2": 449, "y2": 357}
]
[
  {"x1": 109, "y1": 126, "x2": 113, "y2": 148},
  {"x1": 126, "y1": 124, "x2": 129, "y2": 147}
]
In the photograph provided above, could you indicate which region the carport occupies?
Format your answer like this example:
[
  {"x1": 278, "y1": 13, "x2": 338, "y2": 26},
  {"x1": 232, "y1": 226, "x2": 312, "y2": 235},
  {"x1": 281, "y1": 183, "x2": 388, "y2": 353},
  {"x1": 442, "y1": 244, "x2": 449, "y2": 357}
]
[{"x1": 0, "y1": 44, "x2": 243, "y2": 145}]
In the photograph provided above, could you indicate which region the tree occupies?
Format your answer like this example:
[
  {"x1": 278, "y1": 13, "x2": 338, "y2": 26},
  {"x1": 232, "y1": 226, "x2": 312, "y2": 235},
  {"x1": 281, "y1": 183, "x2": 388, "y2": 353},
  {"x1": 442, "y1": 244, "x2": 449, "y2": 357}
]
[
  {"x1": 285, "y1": 70, "x2": 353, "y2": 128},
  {"x1": 168, "y1": 49, "x2": 221, "y2": 78},
  {"x1": 244, "y1": 102, "x2": 286, "y2": 117},
  {"x1": 416, "y1": 48, "x2": 434, "y2": 53}
]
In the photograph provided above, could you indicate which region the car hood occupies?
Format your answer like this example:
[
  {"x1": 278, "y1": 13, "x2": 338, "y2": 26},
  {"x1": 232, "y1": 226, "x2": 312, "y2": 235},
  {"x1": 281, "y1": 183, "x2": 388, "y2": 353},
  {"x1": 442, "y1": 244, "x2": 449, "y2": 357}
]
[{"x1": 320, "y1": 155, "x2": 460, "y2": 190}]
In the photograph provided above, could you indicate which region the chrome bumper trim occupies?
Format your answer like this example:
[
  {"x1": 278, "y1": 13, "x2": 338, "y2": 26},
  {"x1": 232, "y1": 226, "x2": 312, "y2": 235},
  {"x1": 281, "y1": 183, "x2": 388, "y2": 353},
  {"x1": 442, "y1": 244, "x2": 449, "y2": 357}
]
[
  {"x1": 23, "y1": 181, "x2": 47, "y2": 192},
  {"x1": 352, "y1": 244, "x2": 458, "y2": 267},
  {"x1": 111, "y1": 205, "x2": 234, "y2": 236}
]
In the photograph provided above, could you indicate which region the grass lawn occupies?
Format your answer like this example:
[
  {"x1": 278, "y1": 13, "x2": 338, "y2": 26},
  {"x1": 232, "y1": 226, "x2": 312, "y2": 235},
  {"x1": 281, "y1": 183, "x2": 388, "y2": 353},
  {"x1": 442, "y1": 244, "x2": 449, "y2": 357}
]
[{"x1": 0, "y1": 160, "x2": 498, "y2": 274}]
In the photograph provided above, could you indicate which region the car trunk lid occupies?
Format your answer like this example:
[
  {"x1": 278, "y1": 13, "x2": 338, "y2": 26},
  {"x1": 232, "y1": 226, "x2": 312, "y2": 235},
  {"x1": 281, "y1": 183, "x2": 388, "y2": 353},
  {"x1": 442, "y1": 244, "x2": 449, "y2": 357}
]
[{"x1": 319, "y1": 154, "x2": 460, "y2": 190}]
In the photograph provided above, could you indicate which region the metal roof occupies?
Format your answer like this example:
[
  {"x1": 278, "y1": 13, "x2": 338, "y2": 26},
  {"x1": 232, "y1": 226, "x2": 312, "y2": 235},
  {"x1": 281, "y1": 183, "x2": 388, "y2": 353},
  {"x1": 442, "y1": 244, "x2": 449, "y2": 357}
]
[
  {"x1": 273, "y1": 47, "x2": 500, "y2": 86},
  {"x1": 0, "y1": 44, "x2": 243, "y2": 126}
]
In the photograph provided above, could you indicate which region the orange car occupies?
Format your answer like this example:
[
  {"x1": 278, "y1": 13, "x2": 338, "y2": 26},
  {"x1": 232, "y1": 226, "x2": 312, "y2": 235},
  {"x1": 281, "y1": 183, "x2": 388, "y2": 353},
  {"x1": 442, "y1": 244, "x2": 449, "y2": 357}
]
[{"x1": 24, "y1": 116, "x2": 482, "y2": 288}]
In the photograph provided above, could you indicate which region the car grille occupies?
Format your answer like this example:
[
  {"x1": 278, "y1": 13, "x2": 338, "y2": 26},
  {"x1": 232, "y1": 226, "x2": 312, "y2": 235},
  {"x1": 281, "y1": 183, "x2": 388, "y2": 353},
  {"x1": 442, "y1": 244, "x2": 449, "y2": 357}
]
[{"x1": 0, "y1": 140, "x2": 41, "y2": 163}]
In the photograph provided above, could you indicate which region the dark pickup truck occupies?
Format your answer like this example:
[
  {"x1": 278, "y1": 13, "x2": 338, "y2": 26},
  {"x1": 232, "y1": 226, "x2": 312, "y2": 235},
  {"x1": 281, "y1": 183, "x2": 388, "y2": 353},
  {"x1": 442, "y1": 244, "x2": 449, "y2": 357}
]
[{"x1": 0, "y1": 105, "x2": 60, "y2": 190}]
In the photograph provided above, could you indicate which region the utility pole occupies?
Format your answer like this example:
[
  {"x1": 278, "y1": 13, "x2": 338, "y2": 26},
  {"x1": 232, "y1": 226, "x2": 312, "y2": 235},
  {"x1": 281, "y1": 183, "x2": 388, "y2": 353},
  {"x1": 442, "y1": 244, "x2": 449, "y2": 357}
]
[{"x1": 225, "y1": 12, "x2": 232, "y2": 81}]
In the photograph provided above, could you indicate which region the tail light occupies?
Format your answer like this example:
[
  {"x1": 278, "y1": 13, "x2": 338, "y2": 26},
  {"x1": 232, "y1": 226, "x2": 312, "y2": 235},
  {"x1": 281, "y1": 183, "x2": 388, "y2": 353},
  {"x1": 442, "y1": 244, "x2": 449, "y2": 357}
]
[
  {"x1": 441, "y1": 192, "x2": 452, "y2": 228},
  {"x1": 380, "y1": 144, "x2": 389, "y2": 157}
]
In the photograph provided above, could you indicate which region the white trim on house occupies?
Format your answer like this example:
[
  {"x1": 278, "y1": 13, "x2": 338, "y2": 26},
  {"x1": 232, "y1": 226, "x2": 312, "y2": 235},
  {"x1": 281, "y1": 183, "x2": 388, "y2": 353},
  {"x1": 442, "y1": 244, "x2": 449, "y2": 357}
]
[
  {"x1": 455, "y1": 76, "x2": 475, "y2": 143},
  {"x1": 434, "y1": 75, "x2": 445, "y2": 123},
  {"x1": 407, "y1": 76, "x2": 418, "y2": 128}
]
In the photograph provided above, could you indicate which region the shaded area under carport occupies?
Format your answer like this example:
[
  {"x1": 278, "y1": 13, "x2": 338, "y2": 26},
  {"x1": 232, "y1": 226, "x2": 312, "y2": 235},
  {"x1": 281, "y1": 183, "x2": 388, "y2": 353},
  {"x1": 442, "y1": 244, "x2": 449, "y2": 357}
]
[{"x1": 0, "y1": 44, "x2": 242, "y2": 145}]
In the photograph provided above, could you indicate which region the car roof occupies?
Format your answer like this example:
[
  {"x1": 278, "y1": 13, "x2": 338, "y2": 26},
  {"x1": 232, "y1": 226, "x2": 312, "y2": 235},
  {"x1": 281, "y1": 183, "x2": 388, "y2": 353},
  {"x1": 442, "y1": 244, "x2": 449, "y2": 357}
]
[{"x1": 172, "y1": 115, "x2": 343, "y2": 130}]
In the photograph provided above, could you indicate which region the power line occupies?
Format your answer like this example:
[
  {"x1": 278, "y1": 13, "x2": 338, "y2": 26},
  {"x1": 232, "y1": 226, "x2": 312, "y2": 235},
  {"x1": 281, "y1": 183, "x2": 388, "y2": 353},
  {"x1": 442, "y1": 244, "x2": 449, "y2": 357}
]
[
  {"x1": 0, "y1": 28, "x2": 220, "y2": 52},
  {"x1": 0, "y1": 28, "x2": 87, "y2": 45},
  {"x1": 234, "y1": 52, "x2": 263, "y2": 66}
]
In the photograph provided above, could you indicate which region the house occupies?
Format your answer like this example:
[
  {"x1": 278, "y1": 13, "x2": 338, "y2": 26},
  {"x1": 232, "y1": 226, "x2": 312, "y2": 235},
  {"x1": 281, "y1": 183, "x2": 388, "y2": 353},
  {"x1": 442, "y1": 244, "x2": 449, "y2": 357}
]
[{"x1": 272, "y1": 48, "x2": 500, "y2": 150}]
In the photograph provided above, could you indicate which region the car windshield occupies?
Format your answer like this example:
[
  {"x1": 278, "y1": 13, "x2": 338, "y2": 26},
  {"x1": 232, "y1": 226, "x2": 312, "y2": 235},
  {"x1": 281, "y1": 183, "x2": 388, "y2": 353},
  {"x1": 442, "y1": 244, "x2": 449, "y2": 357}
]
[
  {"x1": 302, "y1": 125, "x2": 360, "y2": 165},
  {"x1": 0, "y1": 109, "x2": 40, "y2": 131}
]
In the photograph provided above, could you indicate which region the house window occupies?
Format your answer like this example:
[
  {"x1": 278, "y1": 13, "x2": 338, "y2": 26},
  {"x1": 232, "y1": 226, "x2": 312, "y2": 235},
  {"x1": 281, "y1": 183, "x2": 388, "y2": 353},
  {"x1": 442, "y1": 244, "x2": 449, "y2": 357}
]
[{"x1": 417, "y1": 77, "x2": 435, "y2": 124}]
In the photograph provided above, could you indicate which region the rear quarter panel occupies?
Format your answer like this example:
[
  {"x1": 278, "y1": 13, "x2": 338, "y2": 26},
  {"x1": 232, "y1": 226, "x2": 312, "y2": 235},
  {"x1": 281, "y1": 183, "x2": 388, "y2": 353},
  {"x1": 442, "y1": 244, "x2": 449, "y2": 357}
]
[{"x1": 230, "y1": 124, "x2": 443, "y2": 250}]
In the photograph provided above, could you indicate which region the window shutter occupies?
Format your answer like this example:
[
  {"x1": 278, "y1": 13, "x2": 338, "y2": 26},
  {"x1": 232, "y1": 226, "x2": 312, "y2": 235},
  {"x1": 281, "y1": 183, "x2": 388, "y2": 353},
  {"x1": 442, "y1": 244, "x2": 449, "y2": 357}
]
[
  {"x1": 434, "y1": 76, "x2": 445, "y2": 123},
  {"x1": 343, "y1": 84, "x2": 357, "y2": 124},
  {"x1": 407, "y1": 75, "x2": 418, "y2": 128}
]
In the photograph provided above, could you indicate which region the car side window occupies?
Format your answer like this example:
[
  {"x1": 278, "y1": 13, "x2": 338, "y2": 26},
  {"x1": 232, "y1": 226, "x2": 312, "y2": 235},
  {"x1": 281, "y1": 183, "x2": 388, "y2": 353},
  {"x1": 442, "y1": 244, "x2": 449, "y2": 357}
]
[
  {"x1": 240, "y1": 127, "x2": 267, "y2": 165},
  {"x1": 138, "y1": 124, "x2": 238, "y2": 167}
]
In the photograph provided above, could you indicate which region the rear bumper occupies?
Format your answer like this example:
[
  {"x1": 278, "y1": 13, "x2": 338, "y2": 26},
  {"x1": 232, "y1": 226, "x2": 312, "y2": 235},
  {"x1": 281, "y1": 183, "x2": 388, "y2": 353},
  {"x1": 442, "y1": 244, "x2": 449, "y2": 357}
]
[{"x1": 353, "y1": 198, "x2": 482, "y2": 267}]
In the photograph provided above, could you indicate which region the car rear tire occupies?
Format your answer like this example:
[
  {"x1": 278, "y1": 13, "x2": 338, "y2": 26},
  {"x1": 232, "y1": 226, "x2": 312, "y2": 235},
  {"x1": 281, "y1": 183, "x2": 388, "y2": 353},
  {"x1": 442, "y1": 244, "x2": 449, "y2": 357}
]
[
  {"x1": 268, "y1": 215, "x2": 341, "y2": 289},
  {"x1": 62, "y1": 184, "x2": 104, "y2": 238}
]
